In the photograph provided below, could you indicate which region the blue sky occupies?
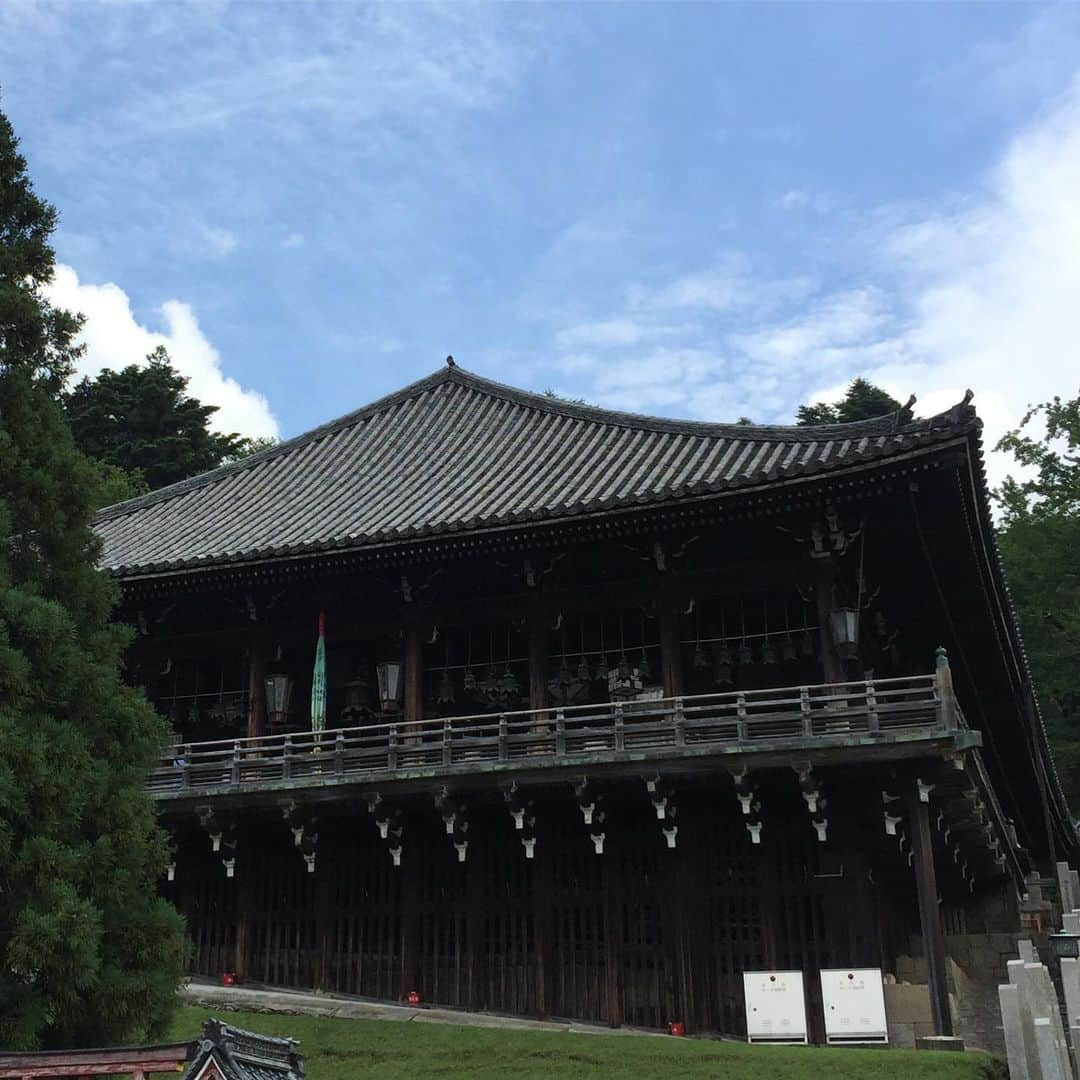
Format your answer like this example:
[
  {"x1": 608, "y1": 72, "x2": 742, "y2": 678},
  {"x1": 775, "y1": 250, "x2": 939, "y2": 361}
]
[{"x1": 3, "y1": 2, "x2": 1080, "y2": 483}]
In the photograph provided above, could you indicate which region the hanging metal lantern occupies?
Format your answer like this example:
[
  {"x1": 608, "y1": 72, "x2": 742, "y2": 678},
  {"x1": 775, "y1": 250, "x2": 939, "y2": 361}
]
[
  {"x1": 638, "y1": 650, "x2": 652, "y2": 684},
  {"x1": 375, "y1": 661, "x2": 404, "y2": 712},
  {"x1": 715, "y1": 656, "x2": 733, "y2": 686},
  {"x1": 692, "y1": 642, "x2": 710, "y2": 671},
  {"x1": 737, "y1": 640, "x2": 753, "y2": 666},
  {"x1": 499, "y1": 666, "x2": 521, "y2": 697},
  {"x1": 480, "y1": 664, "x2": 499, "y2": 697},
  {"x1": 557, "y1": 657, "x2": 572, "y2": 689},
  {"x1": 463, "y1": 667, "x2": 477, "y2": 692},
  {"x1": 830, "y1": 606, "x2": 860, "y2": 660},
  {"x1": 577, "y1": 655, "x2": 591, "y2": 682},
  {"x1": 762, "y1": 639, "x2": 778, "y2": 665},
  {"x1": 264, "y1": 672, "x2": 294, "y2": 729},
  {"x1": 616, "y1": 653, "x2": 632, "y2": 681},
  {"x1": 782, "y1": 637, "x2": 798, "y2": 662},
  {"x1": 593, "y1": 654, "x2": 610, "y2": 681},
  {"x1": 436, "y1": 668, "x2": 455, "y2": 705}
]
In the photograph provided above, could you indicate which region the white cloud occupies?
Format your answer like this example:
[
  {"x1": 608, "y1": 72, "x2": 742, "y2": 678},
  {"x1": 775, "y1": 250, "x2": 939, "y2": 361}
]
[
  {"x1": 552, "y1": 74, "x2": 1080, "y2": 493},
  {"x1": 777, "y1": 188, "x2": 833, "y2": 213},
  {"x1": 556, "y1": 318, "x2": 650, "y2": 349},
  {"x1": 652, "y1": 265, "x2": 750, "y2": 312},
  {"x1": 45, "y1": 264, "x2": 278, "y2": 439},
  {"x1": 199, "y1": 225, "x2": 239, "y2": 259},
  {"x1": 282, "y1": 232, "x2": 305, "y2": 249},
  {"x1": 836, "y1": 75, "x2": 1080, "y2": 486}
]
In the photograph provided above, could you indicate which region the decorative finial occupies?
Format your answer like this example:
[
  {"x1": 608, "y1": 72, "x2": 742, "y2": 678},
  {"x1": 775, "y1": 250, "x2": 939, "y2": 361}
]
[
  {"x1": 446, "y1": 355, "x2": 456, "y2": 368},
  {"x1": 935, "y1": 645, "x2": 949, "y2": 668},
  {"x1": 902, "y1": 394, "x2": 916, "y2": 412}
]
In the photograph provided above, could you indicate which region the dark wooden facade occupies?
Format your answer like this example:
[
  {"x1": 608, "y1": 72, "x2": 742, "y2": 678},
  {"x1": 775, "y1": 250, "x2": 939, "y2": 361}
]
[{"x1": 96, "y1": 365, "x2": 1076, "y2": 1039}]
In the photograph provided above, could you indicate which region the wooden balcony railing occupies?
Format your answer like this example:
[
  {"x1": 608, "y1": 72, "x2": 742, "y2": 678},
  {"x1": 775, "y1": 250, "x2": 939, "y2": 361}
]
[{"x1": 149, "y1": 672, "x2": 960, "y2": 797}]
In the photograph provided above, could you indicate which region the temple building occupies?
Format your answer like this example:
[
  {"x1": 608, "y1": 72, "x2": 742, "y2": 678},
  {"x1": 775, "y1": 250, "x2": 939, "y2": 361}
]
[{"x1": 94, "y1": 361, "x2": 1076, "y2": 1044}]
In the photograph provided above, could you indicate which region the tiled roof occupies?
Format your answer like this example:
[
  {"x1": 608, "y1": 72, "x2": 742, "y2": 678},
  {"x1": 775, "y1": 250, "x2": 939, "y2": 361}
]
[
  {"x1": 185, "y1": 1019, "x2": 303, "y2": 1080},
  {"x1": 93, "y1": 364, "x2": 977, "y2": 578}
]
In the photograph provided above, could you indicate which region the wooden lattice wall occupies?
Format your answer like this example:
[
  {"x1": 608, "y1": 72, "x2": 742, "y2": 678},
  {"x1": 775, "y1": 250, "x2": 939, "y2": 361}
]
[{"x1": 170, "y1": 777, "x2": 914, "y2": 1037}]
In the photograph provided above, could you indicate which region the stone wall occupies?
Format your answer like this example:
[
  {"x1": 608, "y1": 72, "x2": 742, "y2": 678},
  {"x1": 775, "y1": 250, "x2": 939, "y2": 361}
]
[{"x1": 891, "y1": 932, "x2": 1022, "y2": 1056}]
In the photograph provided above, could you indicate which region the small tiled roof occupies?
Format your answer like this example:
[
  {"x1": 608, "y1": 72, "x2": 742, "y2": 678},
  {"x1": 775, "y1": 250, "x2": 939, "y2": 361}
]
[
  {"x1": 185, "y1": 1018, "x2": 303, "y2": 1080},
  {"x1": 93, "y1": 364, "x2": 977, "y2": 578}
]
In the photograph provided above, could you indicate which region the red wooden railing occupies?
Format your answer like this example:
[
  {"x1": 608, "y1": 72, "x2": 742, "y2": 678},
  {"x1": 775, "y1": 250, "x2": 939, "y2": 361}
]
[{"x1": 0, "y1": 1042, "x2": 191, "y2": 1078}]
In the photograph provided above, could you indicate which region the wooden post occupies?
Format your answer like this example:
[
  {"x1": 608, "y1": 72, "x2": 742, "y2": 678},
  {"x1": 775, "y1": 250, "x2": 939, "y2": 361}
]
[
  {"x1": 466, "y1": 854, "x2": 484, "y2": 1011},
  {"x1": 315, "y1": 858, "x2": 333, "y2": 991},
  {"x1": 908, "y1": 781, "x2": 953, "y2": 1036},
  {"x1": 234, "y1": 871, "x2": 254, "y2": 982},
  {"x1": 814, "y1": 561, "x2": 844, "y2": 683},
  {"x1": 604, "y1": 857, "x2": 623, "y2": 1027},
  {"x1": 659, "y1": 610, "x2": 684, "y2": 698},
  {"x1": 935, "y1": 646, "x2": 956, "y2": 730},
  {"x1": 404, "y1": 624, "x2": 423, "y2": 735},
  {"x1": 246, "y1": 639, "x2": 268, "y2": 739},
  {"x1": 534, "y1": 848, "x2": 554, "y2": 1018},
  {"x1": 528, "y1": 611, "x2": 548, "y2": 713},
  {"x1": 400, "y1": 824, "x2": 420, "y2": 1001}
]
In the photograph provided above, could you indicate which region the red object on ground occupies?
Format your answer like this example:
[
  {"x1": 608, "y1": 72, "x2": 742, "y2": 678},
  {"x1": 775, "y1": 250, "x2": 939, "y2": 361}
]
[
  {"x1": 221, "y1": 971, "x2": 236, "y2": 987},
  {"x1": 668, "y1": 1021, "x2": 685, "y2": 1037},
  {"x1": 407, "y1": 990, "x2": 421, "y2": 1006}
]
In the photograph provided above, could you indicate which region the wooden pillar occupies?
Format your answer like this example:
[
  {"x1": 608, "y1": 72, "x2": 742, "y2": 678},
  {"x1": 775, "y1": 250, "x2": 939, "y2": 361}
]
[
  {"x1": 908, "y1": 781, "x2": 953, "y2": 1036},
  {"x1": 234, "y1": 874, "x2": 254, "y2": 982},
  {"x1": 659, "y1": 610, "x2": 684, "y2": 698},
  {"x1": 246, "y1": 637, "x2": 268, "y2": 739},
  {"x1": 466, "y1": 855, "x2": 483, "y2": 1011},
  {"x1": 404, "y1": 624, "x2": 423, "y2": 729},
  {"x1": 534, "y1": 848, "x2": 554, "y2": 1018},
  {"x1": 528, "y1": 610, "x2": 548, "y2": 712},
  {"x1": 604, "y1": 857, "x2": 623, "y2": 1027},
  {"x1": 400, "y1": 821, "x2": 420, "y2": 1001},
  {"x1": 315, "y1": 862, "x2": 334, "y2": 991},
  {"x1": 813, "y1": 560, "x2": 844, "y2": 683}
]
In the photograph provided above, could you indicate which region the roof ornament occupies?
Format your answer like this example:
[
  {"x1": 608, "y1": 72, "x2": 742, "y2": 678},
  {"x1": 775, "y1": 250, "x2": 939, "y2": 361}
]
[
  {"x1": 446, "y1": 354, "x2": 456, "y2": 367},
  {"x1": 891, "y1": 394, "x2": 917, "y2": 430}
]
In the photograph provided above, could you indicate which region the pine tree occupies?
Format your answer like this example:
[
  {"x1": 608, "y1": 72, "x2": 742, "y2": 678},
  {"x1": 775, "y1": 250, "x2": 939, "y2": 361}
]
[
  {"x1": 796, "y1": 377, "x2": 902, "y2": 425},
  {"x1": 64, "y1": 347, "x2": 260, "y2": 492},
  {"x1": 0, "y1": 109, "x2": 185, "y2": 1048}
]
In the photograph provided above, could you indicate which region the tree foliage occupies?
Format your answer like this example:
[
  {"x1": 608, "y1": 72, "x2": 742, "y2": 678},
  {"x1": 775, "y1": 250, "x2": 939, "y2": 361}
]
[
  {"x1": 796, "y1": 378, "x2": 902, "y2": 425},
  {"x1": 994, "y1": 394, "x2": 1080, "y2": 807},
  {"x1": 0, "y1": 108, "x2": 185, "y2": 1049},
  {"x1": 64, "y1": 346, "x2": 260, "y2": 492}
]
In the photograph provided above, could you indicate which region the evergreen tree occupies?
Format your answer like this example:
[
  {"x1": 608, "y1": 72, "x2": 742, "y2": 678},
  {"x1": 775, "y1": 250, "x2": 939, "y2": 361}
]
[
  {"x1": 796, "y1": 377, "x2": 902, "y2": 425},
  {"x1": 0, "y1": 109, "x2": 185, "y2": 1048},
  {"x1": 995, "y1": 394, "x2": 1080, "y2": 807},
  {"x1": 64, "y1": 347, "x2": 258, "y2": 492}
]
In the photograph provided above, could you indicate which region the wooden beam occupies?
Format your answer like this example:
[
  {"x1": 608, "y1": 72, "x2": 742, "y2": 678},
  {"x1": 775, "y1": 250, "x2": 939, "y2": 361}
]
[
  {"x1": 234, "y1": 871, "x2": 253, "y2": 982},
  {"x1": 528, "y1": 610, "x2": 548, "y2": 712},
  {"x1": 814, "y1": 560, "x2": 844, "y2": 683},
  {"x1": 659, "y1": 610, "x2": 684, "y2": 698},
  {"x1": 245, "y1": 637, "x2": 269, "y2": 740},
  {"x1": 404, "y1": 625, "x2": 423, "y2": 728},
  {"x1": 908, "y1": 781, "x2": 953, "y2": 1036},
  {"x1": 604, "y1": 857, "x2": 623, "y2": 1027}
]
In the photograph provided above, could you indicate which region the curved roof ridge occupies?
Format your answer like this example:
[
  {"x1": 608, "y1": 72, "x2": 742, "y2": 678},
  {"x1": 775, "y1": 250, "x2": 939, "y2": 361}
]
[{"x1": 93, "y1": 362, "x2": 974, "y2": 524}]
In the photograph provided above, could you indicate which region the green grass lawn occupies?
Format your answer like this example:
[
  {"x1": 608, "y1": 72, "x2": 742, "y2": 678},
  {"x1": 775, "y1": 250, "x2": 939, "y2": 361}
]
[{"x1": 166, "y1": 1005, "x2": 1005, "y2": 1080}]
